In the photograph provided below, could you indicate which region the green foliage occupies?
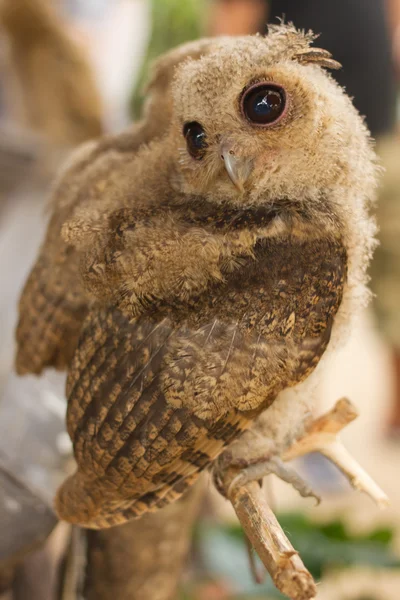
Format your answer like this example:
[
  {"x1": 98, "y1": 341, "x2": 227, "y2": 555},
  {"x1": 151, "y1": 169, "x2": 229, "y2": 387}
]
[
  {"x1": 192, "y1": 512, "x2": 400, "y2": 598},
  {"x1": 130, "y1": 0, "x2": 207, "y2": 118}
]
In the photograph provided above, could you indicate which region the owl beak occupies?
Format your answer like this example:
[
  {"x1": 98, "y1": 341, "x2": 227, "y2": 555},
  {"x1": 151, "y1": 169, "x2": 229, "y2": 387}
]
[{"x1": 220, "y1": 142, "x2": 253, "y2": 192}]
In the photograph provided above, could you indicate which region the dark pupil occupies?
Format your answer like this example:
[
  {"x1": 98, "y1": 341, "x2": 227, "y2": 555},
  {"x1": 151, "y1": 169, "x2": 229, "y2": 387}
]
[
  {"x1": 243, "y1": 85, "x2": 285, "y2": 125},
  {"x1": 184, "y1": 122, "x2": 207, "y2": 159}
]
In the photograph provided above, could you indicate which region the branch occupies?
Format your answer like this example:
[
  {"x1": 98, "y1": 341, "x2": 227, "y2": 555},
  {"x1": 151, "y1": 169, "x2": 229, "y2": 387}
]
[
  {"x1": 228, "y1": 480, "x2": 317, "y2": 600},
  {"x1": 283, "y1": 398, "x2": 389, "y2": 508}
]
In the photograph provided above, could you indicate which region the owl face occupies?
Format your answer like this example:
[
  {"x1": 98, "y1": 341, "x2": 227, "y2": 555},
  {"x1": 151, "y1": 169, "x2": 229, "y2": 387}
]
[{"x1": 171, "y1": 31, "x2": 368, "y2": 208}]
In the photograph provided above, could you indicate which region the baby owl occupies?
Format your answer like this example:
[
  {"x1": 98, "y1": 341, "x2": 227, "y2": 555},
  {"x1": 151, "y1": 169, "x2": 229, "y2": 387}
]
[{"x1": 16, "y1": 26, "x2": 377, "y2": 529}]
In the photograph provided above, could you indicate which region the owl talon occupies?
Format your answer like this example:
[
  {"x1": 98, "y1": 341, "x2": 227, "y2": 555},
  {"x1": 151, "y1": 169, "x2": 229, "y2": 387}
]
[{"x1": 227, "y1": 455, "x2": 321, "y2": 504}]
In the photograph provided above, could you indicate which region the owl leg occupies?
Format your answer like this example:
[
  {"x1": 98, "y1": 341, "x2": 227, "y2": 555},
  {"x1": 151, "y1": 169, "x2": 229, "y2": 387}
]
[{"x1": 225, "y1": 455, "x2": 320, "y2": 503}]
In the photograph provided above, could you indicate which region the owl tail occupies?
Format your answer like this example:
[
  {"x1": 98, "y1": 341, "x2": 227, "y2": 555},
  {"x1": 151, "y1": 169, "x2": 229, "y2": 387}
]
[
  {"x1": 55, "y1": 468, "x2": 202, "y2": 529},
  {"x1": 55, "y1": 470, "x2": 120, "y2": 530}
]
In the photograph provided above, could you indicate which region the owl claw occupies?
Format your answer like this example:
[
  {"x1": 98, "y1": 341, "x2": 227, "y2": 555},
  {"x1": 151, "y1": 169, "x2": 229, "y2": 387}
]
[{"x1": 227, "y1": 455, "x2": 321, "y2": 504}]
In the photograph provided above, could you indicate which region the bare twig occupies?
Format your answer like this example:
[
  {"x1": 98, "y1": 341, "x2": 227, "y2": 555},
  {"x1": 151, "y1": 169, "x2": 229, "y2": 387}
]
[
  {"x1": 228, "y1": 480, "x2": 317, "y2": 600},
  {"x1": 283, "y1": 397, "x2": 389, "y2": 508}
]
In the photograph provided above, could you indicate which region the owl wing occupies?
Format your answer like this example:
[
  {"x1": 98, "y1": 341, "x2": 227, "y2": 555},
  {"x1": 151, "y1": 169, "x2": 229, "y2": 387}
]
[
  {"x1": 15, "y1": 236, "x2": 89, "y2": 374},
  {"x1": 55, "y1": 306, "x2": 250, "y2": 529},
  {"x1": 15, "y1": 143, "x2": 95, "y2": 375},
  {"x1": 15, "y1": 130, "x2": 152, "y2": 375}
]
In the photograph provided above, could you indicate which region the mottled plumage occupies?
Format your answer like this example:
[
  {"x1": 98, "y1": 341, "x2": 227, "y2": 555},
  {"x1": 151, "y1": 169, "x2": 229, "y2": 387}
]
[
  {"x1": 60, "y1": 230, "x2": 346, "y2": 527},
  {"x1": 16, "y1": 26, "x2": 378, "y2": 529}
]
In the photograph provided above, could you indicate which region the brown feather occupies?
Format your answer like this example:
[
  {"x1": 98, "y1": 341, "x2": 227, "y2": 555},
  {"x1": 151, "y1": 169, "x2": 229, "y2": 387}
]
[{"x1": 56, "y1": 232, "x2": 347, "y2": 528}]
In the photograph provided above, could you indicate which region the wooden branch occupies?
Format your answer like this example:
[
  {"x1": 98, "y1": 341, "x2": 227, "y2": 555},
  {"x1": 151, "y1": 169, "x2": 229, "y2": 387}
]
[
  {"x1": 228, "y1": 480, "x2": 317, "y2": 600},
  {"x1": 283, "y1": 398, "x2": 389, "y2": 508},
  {"x1": 283, "y1": 397, "x2": 358, "y2": 458}
]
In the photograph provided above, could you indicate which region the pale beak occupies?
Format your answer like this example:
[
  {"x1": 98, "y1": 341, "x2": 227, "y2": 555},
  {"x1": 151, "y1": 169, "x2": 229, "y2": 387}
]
[{"x1": 220, "y1": 142, "x2": 253, "y2": 192}]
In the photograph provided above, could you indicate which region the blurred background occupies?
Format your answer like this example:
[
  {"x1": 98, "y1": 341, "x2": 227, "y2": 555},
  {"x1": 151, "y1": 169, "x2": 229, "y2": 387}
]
[{"x1": 0, "y1": 1, "x2": 400, "y2": 599}]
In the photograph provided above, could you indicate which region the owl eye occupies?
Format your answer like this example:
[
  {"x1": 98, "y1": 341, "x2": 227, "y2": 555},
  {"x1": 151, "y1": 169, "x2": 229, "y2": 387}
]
[
  {"x1": 241, "y1": 83, "x2": 286, "y2": 126},
  {"x1": 183, "y1": 121, "x2": 208, "y2": 160}
]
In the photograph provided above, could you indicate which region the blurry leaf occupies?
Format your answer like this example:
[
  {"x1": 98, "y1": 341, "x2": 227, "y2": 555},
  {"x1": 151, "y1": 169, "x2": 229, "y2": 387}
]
[
  {"x1": 362, "y1": 528, "x2": 393, "y2": 544},
  {"x1": 130, "y1": 0, "x2": 207, "y2": 118},
  {"x1": 313, "y1": 519, "x2": 393, "y2": 545},
  {"x1": 315, "y1": 519, "x2": 349, "y2": 540},
  {"x1": 195, "y1": 513, "x2": 400, "y2": 597},
  {"x1": 196, "y1": 527, "x2": 289, "y2": 598}
]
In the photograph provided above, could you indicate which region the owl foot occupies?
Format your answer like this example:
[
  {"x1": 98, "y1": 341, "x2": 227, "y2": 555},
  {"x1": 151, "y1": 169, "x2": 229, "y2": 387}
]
[{"x1": 227, "y1": 455, "x2": 321, "y2": 504}]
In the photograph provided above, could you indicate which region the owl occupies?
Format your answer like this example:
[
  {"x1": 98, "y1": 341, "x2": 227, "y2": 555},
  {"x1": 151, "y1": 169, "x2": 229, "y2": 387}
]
[{"x1": 17, "y1": 26, "x2": 377, "y2": 529}]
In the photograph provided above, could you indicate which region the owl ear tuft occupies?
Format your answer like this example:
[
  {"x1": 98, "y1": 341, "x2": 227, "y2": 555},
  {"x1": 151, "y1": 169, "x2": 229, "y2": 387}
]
[{"x1": 293, "y1": 48, "x2": 342, "y2": 70}]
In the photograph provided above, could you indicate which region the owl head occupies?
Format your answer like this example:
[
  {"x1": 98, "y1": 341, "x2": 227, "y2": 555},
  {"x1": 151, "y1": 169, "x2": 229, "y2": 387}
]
[{"x1": 170, "y1": 25, "x2": 377, "y2": 213}]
